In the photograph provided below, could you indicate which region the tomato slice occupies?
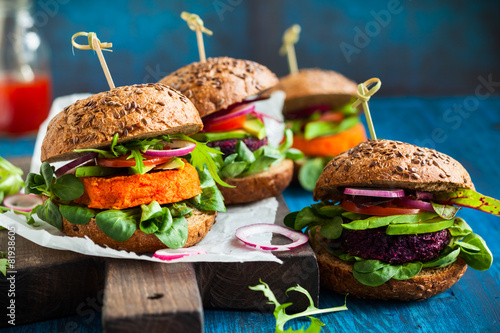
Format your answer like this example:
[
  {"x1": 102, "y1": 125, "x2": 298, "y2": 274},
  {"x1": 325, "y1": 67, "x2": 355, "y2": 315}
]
[
  {"x1": 319, "y1": 111, "x2": 344, "y2": 123},
  {"x1": 292, "y1": 122, "x2": 367, "y2": 157},
  {"x1": 96, "y1": 155, "x2": 172, "y2": 168},
  {"x1": 204, "y1": 114, "x2": 246, "y2": 132},
  {"x1": 341, "y1": 200, "x2": 425, "y2": 216}
]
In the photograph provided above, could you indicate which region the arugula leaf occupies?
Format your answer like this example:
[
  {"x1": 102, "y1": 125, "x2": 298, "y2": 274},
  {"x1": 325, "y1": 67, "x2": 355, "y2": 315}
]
[
  {"x1": 298, "y1": 158, "x2": 328, "y2": 192},
  {"x1": 431, "y1": 202, "x2": 460, "y2": 219},
  {"x1": 435, "y1": 188, "x2": 500, "y2": 216},
  {"x1": 172, "y1": 134, "x2": 232, "y2": 188},
  {"x1": 128, "y1": 148, "x2": 146, "y2": 175},
  {"x1": 249, "y1": 279, "x2": 347, "y2": 333}
]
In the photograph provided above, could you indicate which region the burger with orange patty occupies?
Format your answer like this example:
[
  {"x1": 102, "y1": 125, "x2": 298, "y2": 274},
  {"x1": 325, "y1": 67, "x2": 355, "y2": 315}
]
[
  {"x1": 25, "y1": 83, "x2": 226, "y2": 253},
  {"x1": 159, "y1": 57, "x2": 303, "y2": 205},
  {"x1": 267, "y1": 69, "x2": 367, "y2": 191},
  {"x1": 285, "y1": 139, "x2": 498, "y2": 300}
]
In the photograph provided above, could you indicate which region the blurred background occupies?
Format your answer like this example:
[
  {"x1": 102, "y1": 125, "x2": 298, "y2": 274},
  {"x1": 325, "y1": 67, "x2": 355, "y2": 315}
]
[
  {"x1": 0, "y1": 0, "x2": 499, "y2": 145},
  {"x1": 32, "y1": 0, "x2": 500, "y2": 97}
]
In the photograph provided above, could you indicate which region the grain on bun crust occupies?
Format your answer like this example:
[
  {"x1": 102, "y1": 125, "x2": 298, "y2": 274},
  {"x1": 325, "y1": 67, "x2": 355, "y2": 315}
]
[
  {"x1": 41, "y1": 83, "x2": 202, "y2": 163},
  {"x1": 267, "y1": 68, "x2": 358, "y2": 114},
  {"x1": 62, "y1": 208, "x2": 216, "y2": 253},
  {"x1": 158, "y1": 57, "x2": 278, "y2": 117},
  {"x1": 217, "y1": 158, "x2": 293, "y2": 205},
  {"x1": 310, "y1": 231, "x2": 467, "y2": 301},
  {"x1": 314, "y1": 139, "x2": 475, "y2": 202}
]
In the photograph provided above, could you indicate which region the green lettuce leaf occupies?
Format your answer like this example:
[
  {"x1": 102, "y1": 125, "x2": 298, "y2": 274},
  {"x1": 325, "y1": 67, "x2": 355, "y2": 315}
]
[{"x1": 0, "y1": 157, "x2": 25, "y2": 203}]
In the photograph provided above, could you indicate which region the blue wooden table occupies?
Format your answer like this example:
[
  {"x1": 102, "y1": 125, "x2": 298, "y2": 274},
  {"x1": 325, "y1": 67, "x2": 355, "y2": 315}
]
[{"x1": 1, "y1": 97, "x2": 499, "y2": 332}]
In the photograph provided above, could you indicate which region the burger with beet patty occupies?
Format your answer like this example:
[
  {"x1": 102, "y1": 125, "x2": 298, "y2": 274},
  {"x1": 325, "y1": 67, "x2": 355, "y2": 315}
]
[
  {"x1": 159, "y1": 57, "x2": 302, "y2": 204},
  {"x1": 285, "y1": 139, "x2": 498, "y2": 300},
  {"x1": 25, "y1": 83, "x2": 226, "y2": 253},
  {"x1": 267, "y1": 69, "x2": 367, "y2": 191}
]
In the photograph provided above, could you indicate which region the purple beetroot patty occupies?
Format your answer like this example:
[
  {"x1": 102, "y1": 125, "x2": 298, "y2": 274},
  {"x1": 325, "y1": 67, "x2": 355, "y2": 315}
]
[
  {"x1": 207, "y1": 137, "x2": 268, "y2": 155},
  {"x1": 337, "y1": 227, "x2": 451, "y2": 264}
]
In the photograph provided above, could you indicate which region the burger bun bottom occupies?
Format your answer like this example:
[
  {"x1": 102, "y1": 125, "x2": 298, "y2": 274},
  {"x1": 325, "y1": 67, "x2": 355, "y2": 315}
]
[
  {"x1": 311, "y1": 231, "x2": 467, "y2": 301},
  {"x1": 62, "y1": 208, "x2": 216, "y2": 253}
]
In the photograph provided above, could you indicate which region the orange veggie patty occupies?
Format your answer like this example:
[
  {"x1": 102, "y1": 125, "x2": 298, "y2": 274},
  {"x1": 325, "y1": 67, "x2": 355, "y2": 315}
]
[
  {"x1": 74, "y1": 160, "x2": 201, "y2": 210},
  {"x1": 292, "y1": 122, "x2": 367, "y2": 157}
]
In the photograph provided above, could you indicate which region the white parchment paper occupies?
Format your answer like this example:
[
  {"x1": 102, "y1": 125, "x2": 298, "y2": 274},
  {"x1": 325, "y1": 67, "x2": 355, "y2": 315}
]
[{"x1": 0, "y1": 91, "x2": 287, "y2": 264}]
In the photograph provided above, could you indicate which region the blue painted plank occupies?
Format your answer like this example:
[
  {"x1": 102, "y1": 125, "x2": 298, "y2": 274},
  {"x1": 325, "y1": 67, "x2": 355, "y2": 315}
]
[{"x1": 1, "y1": 97, "x2": 499, "y2": 332}]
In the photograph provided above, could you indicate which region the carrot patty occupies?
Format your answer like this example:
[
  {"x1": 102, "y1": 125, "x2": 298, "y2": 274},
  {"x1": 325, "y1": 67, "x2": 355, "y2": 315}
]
[{"x1": 74, "y1": 161, "x2": 202, "y2": 210}]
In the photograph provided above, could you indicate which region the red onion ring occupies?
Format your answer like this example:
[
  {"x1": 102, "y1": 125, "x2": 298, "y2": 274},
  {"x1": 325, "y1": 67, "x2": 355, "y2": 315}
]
[
  {"x1": 143, "y1": 140, "x2": 195, "y2": 157},
  {"x1": 394, "y1": 197, "x2": 434, "y2": 211},
  {"x1": 3, "y1": 194, "x2": 43, "y2": 213},
  {"x1": 416, "y1": 191, "x2": 433, "y2": 200},
  {"x1": 55, "y1": 153, "x2": 98, "y2": 177},
  {"x1": 344, "y1": 187, "x2": 406, "y2": 198},
  {"x1": 153, "y1": 248, "x2": 207, "y2": 261},
  {"x1": 205, "y1": 103, "x2": 256, "y2": 124},
  {"x1": 235, "y1": 223, "x2": 308, "y2": 251},
  {"x1": 284, "y1": 104, "x2": 331, "y2": 120}
]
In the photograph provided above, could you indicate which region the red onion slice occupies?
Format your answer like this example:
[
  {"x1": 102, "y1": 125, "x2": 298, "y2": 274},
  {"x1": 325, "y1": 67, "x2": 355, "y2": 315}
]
[
  {"x1": 344, "y1": 187, "x2": 406, "y2": 198},
  {"x1": 394, "y1": 197, "x2": 434, "y2": 211},
  {"x1": 143, "y1": 140, "x2": 195, "y2": 157},
  {"x1": 3, "y1": 194, "x2": 43, "y2": 213},
  {"x1": 416, "y1": 191, "x2": 433, "y2": 200},
  {"x1": 284, "y1": 104, "x2": 331, "y2": 120},
  {"x1": 55, "y1": 153, "x2": 98, "y2": 177},
  {"x1": 235, "y1": 223, "x2": 308, "y2": 251},
  {"x1": 204, "y1": 103, "x2": 256, "y2": 125},
  {"x1": 153, "y1": 248, "x2": 207, "y2": 261}
]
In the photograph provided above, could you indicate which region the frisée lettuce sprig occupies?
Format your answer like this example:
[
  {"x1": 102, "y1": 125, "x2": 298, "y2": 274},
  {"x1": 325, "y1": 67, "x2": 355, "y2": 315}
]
[
  {"x1": 74, "y1": 133, "x2": 231, "y2": 187},
  {"x1": 250, "y1": 279, "x2": 347, "y2": 333}
]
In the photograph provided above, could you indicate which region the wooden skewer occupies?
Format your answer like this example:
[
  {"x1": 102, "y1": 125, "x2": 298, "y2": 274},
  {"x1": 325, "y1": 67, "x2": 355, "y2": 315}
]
[
  {"x1": 181, "y1": 12, "x2": 213, "y2": 63},
  {"x1": 71, "y1": 31, "x2": 115, "y2": 89},
  {"x1": 351, "y1": 78, "x2": 382, "y2": 140},
  {"x1": 280, "y1": 24, "x2": 301, "y2": 75}
]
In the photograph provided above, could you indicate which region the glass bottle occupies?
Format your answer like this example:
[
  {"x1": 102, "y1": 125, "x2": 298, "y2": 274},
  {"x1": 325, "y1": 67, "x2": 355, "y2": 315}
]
[{"x1": 0, "y1": 0, "x2": 52, "y2": 136}]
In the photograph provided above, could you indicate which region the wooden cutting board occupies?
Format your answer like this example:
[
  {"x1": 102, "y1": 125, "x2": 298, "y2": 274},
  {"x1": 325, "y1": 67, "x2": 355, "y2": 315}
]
[{"x1": 0, "y1": 157, "x2": 319, "y2": 332}]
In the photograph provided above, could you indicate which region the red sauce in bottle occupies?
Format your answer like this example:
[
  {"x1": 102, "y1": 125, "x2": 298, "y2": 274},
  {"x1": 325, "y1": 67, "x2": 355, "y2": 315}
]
[{"x1": 0, "y1": 74, "x2": 52, "y2": 135}]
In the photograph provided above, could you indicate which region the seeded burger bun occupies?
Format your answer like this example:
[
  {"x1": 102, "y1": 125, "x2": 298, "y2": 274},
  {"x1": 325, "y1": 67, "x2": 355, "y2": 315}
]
[
  {"x1": 41, "y1": 83, "x2": 216, "y2": 253},
  {"x1": 159, "y1": 57, "x2": 294, "y2": 204},
  {"x1": 311, "y1": 139, "x2": 474, "y2": 300},
  {"x1": 159, "y1": 57, "x2": 279, "y2": 117},
  {"x1": 267, "y1": 68, "x2": 358, "y2": 114},
  {"x1": 42, "y1": 83, "x2": 202, "y2": 163}
]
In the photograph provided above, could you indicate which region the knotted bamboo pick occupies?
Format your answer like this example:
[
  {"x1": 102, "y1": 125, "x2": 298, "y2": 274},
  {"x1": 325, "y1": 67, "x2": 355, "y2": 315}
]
[
  {"x1": 351, "y1": 78, "x2": 382, "y2": 140},
  {"x1": 71, "y1": 32, "x2": 115, "y2": 89},
  {"x1": 181, "y1": 12, "x2": 213, "y2": 63},
  {"x1": 279, "y1": 24, "x2": 301, "y2": 75}
]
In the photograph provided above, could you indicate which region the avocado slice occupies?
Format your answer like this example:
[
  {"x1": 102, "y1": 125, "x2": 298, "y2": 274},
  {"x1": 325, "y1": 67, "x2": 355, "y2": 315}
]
[
  {"x1": 191, "y1": 130, "x2": 252, "y2": 142},
  {"x1": 75, "y1": 166, "x2": 122, "y2": 177},
  {"x1": 243, "y1": 118, "x2": 266, "y2": 140}
]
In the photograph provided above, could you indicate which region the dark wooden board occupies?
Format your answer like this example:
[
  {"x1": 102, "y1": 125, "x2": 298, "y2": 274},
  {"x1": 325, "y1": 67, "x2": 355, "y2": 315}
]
[{"x1": 1, "y1": 157, "x2": 318, "y2": 331}]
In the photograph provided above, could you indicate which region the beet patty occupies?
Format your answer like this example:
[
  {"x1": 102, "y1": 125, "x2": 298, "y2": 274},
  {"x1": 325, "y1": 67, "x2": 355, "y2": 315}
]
[
  {"x1": 207, "y1": 136, "x2": 268, "y2": 155},
  {"x1": 336, "y1": 227, "x2": 451, "y2": 264}
]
